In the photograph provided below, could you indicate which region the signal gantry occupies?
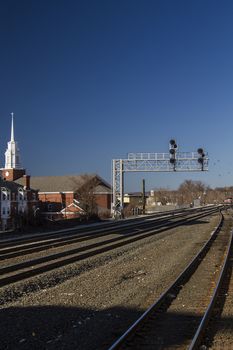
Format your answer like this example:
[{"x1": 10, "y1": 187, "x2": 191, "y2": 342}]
[{"x1": 112, "y1": 139, "x2": 208, "y2": 218}]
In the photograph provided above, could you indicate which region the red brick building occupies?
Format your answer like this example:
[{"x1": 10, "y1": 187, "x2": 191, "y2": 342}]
[
  {"x1": 16, "y1": 174, "x2": 112, "y2": 219},
  {"x1": 1, "y1": 114, "x2": 112, "y2": 224}
]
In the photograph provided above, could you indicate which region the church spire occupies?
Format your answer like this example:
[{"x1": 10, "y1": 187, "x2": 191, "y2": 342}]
[
  {"x1": 11, "y1": 112, "x2": 14, "y2": 142},
  {"x1": 1, "y1": 113, "x2": 26, "y2": 181},
  {"x1": 4, "y1": 113, "x2": 21, "y2": 169}
]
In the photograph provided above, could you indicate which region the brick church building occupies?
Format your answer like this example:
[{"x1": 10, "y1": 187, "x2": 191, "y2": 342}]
[
  {"x1": 0, "y1": 114, "x2": 39, "y2": 230},
  {"x1": 0, "y1": 114, "x2": 112, "y2": 227},
  {"x1": 16, "y1": 174, "x2": 112, "y2": 219}
]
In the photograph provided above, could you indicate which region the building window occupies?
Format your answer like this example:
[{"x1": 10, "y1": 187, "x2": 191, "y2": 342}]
[
  {"x1": 2, "y1": 208, "x2": 5, "y2": 215},
  {"x1": 2, "y1": 193, "x2": 6, "y2": 200}
]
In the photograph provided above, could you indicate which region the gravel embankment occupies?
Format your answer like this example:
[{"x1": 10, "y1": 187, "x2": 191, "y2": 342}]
[
  {"x1": 208, "y1": 228, "x2": 233, "y2": 349},
  {"x1": 0, "y1": 213, "x2": 223, "y2": 350},
  {"x1": 125, "y1": 213, "x2": 233, "y2": 350}
]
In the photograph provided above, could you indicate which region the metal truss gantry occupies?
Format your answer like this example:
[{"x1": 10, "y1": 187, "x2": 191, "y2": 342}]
[{"x1": 112, "y1": 151, "x2": 209, "y2": 218}]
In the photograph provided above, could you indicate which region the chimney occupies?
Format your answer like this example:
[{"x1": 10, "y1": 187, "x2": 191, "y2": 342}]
[{"x1": 23, "y1": 175, "x2": 30, "y2": 189}]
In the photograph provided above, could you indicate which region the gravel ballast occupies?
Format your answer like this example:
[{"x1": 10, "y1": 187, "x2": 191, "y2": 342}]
[{"x1": 0, "y1": 213, "x2": 225, "y2": 349}]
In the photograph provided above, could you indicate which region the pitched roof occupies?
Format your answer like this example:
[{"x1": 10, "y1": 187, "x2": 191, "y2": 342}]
[
  {"x1": 0, "y1": 178, "x2": 23, "y2": 191},
  {"x1": 15, "y1": 174, "x2": 112, "y2": 194},
  {"x1": 94, "y1": 184, "x2": 112, "y2": 194}
]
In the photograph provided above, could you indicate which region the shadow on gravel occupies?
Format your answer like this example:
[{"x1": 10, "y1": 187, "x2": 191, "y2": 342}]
[
  {"x1": 0, "y1": 305, "x2": 233, "y2": 350},
  {"x1": 182, "y1": 218, "x2": 210, "y2": 225},
  {"x1": 0, "y1": 305, "x2": 140, "y2": 350}
]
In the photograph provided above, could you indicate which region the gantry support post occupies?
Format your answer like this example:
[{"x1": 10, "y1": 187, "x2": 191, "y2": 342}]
[{"x1": 112, "y1": 159, "x2": 124, "y2": 219}]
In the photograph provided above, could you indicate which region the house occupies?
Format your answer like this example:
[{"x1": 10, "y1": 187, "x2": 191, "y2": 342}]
[
  {"x1": 0, "y1": 114, "x2": 39, "y2": 230},
  {"x1": 123, "y1": 192, "x2": 149, "y2": 206},
  {"x1": 0, "y1": 177, "x2": 39, "y2": 230},
  {"x1": 16, "y1": 174, "x2": 112, "y2": 219}
]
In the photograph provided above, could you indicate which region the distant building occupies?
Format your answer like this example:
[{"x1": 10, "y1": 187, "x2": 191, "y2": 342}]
[
  {"x1": 223, "y1": 197, "x2": 232, "y2": 204},
  {"x1": 123, "y1": 192, "x2": 149, "y2": 206},
  {"x1": 0, "y1": 114, "x2": 39, "y2": 230},
  {"x1": 16, "y1": 174, "x2": 112, "y2": 219},
  {"x1": 1, "y1": 114, "x2": 112, "y2": 226},
  {"x1": 0, "y1": 177, "x2": 39, "y2": 230}
]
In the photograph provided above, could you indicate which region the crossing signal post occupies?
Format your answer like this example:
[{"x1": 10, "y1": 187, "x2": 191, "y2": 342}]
[
  {"x1": 169, "y1": 139, "x2": 178, "y2": 170},
  {"x1": 197, "y1": 148, "x2": 205, "y2": 171}
]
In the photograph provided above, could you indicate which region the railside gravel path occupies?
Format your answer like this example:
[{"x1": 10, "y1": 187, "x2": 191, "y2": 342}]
[
  {"x1": 208, "y1": 241, "x2": 233, "y2": 349},
  {"x1": 118, "y1": 213, "x2": 232, "y2": 350}
]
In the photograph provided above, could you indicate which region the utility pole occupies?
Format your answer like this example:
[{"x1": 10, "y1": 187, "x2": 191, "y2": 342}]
[{"x1": 142, "y1": 179, "x2": 146, "y2": 215}]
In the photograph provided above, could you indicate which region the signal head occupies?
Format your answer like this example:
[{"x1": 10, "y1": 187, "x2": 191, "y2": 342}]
[
  {"x1": 169, "y1": 139, "x2": 177, "y2": 150},
  {"x1": 170, "y1": 139, "x2": 176, "y2": 146}
]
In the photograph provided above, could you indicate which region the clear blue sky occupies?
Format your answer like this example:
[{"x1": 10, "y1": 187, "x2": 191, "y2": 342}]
[{"x1": 1, "y1": 0, "x2": 233, "y2": 192}]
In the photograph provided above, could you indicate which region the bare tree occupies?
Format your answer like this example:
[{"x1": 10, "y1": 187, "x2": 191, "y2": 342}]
[
  {"x1": 150, "y1": 181, "x2": 232, "y2": 207},
  {"x1": 72, "y1": 174, "x2": 100, "y2": 219},
  {"x1": 178, "y1": 180, "x2": 207, "y2": 205}
]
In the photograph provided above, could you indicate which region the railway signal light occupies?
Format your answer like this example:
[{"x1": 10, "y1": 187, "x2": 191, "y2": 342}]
[
  {"x1": 197, "y1": 148, "x2": 205, "y2": 170},
  {"x1": 169, "y1": 139, "x2": 178, "y2": 170}
]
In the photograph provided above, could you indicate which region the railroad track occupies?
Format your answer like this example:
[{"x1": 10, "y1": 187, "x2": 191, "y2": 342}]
[
  {"x1": 0, "y1": 206, "x2": 219, "y2": 288},
  {"x1": 107, "y1": 211, "x2": 233, "y2": 350},
  {"x1": 0, "y1": 205, "x2": 217, "y2": 248},
  {"x1": 0, "y1": 206, "x2": 220, "y2": 261},
  {"x1": 191, "y1": 221, "x2": 233, "y2": 349}
]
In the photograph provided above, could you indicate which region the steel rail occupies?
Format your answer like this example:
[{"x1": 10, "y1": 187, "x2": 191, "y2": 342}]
[
  {"x1": 0, "y1": 209, "x2": 219, "y2": 288},
  {"x1": 0, "y1": 214, "x2": 181, "y2": 256},
  {"x1": 189, "y1": 228, "x2": 233, "y2": 349},
  {"x1": 0, "y1": 205, "x2": 220, "y2": 248},
  {"x1": 107, "y1": 212, "x2": 224, "y2": 350},
  {"x1": 0, "y1": 207, "x2": 218, "y2": 260},
  {"x1": 0, "y1": 209, "x2": 197, "y2": 252},
  {"x1": 0, "y1": 206, "x2": 218, "y2": 264},
  {"x1": 0, "y1": 209, "x2": 183, "y2": 247},
  {"x1": 0, "y1": 209, "x2": 215, "y2": 275}
]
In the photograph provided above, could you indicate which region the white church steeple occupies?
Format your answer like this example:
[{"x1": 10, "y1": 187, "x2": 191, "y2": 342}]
[
  {"x1": 11, "y1": 112, "x2": 15, "y2": 142},
  {"x1": 4, "y1": 113, "x2": 21, "y2": 169}
]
